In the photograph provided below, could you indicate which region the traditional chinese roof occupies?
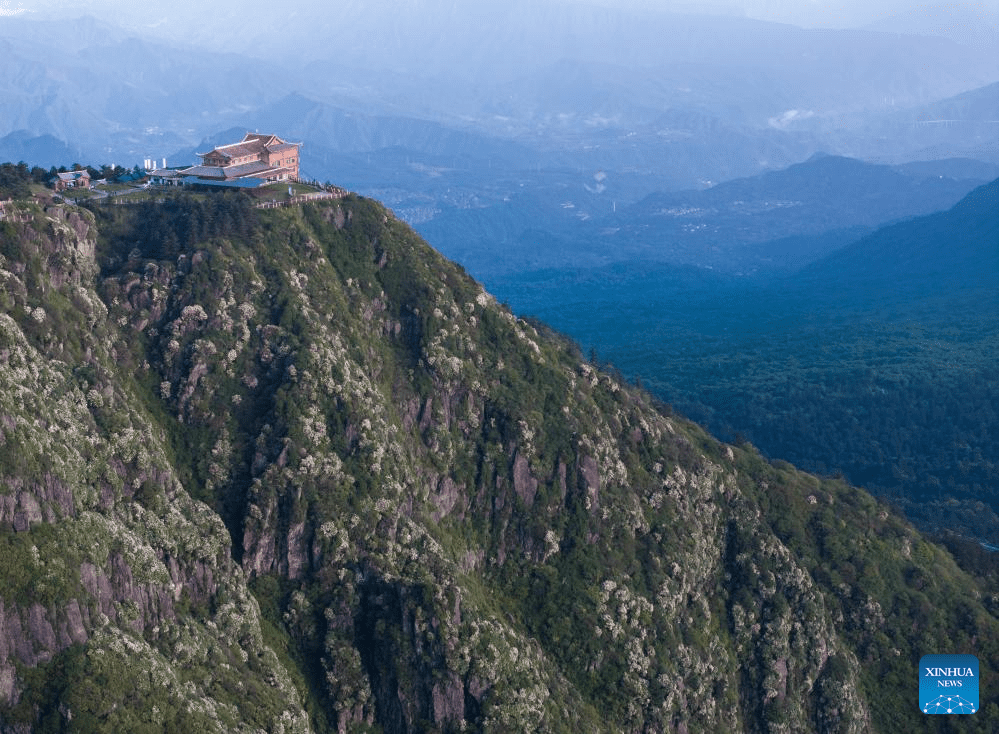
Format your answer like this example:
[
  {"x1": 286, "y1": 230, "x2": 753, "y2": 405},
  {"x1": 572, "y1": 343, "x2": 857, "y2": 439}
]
[
  {"x1": 178, "y1": 161, "x2": 293, "y2": 181},
  {"x1": 243, "y1": 133, "x2": 279, "y2": 144},
  {"x1": 199, "y1": 141, "x2": 259, "y2": 160},
  {"x1": 196, "y1": 133, "x2": 300, "y2": 161},
  {"x1": 178, "y1": 165, "x2": 227, "y2": 179},
  {"x1": 220, "y1": 161, "x2": 288, "y2": 178},
  {"x1": 266, "y1": 142, "x2": 299, "y2": 153}
]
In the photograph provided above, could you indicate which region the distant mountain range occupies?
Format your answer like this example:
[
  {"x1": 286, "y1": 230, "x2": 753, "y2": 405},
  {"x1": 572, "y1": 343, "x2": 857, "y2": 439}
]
[
  {"x1": 1, "y1": 6, "x2": 997, "y2": 183},
  {"x1": 0, "y1": 131, "x2": 82, "y2": 169},
  {"x1": 604, "y1": 154, "x2": 997, "y2": 273},
  {"x1": 422, "y1": 153, "x2": 997, "y2": 278},
  {"x1": 841, "y1": 81, "x2": 999, "y2": 163},
  {"x1": 2, "y1": 5, "x2": 997, "y2": 291},
  {"x1": 798, "y1": 175, "x2": 999, "y2": 290},
  {"x1": 863, "y1": 2, "x2": 999, "y2": 53}
]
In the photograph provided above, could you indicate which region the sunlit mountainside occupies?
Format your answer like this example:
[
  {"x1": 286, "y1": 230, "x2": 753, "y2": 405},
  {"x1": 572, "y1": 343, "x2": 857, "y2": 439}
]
[{"x1": 0, "y1": 175, "x2": 998, "y2": 731}]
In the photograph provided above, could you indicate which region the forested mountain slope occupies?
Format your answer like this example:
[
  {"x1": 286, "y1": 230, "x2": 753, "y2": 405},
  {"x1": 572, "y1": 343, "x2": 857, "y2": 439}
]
[
  {"x1": 1, "y1": 188, "x2": 999, "y2": 732},
  {"x1": 792, "y1": 176, "x2": 999, "y2": 306}
]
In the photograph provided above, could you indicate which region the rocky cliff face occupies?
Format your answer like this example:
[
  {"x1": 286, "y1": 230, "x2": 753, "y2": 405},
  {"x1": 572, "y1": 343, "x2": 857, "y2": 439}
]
[
  {"x1": 0, "y1": 200, "x2": 310, "y2": 733},
  {"x1": 1, "y1": 191, "x2": 998, "y2": 733}
]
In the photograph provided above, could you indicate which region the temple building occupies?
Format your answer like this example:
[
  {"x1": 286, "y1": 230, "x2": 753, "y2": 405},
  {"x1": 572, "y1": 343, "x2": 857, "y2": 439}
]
[{"x1": 154, "y1": 133, "x2": 302, "y2": 188}]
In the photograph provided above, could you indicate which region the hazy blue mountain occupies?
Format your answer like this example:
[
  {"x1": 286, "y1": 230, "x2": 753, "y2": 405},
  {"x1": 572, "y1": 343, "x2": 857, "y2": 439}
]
[
  {"x1": 598, "y1": 154, "x2": 993, "y2": 272},
  {"x1": 0, "y1": 130, "x2": 82, "y2": 168},
  {"x1": 894, "y1": 156, "x2": 999, "y2": 181},
  {"x1": 864, "y1": 3, "x2": 999, "y2": 53},
  {"x1": 428, "y1": 154, "x2": 992, "y2": 279},
  {"x1": 5, "y1": 9, "x2": 990, "y2": 285},
  {"x1": 2, "y1": 5, "x2": 996, "y2": 304},
  {"x1": 839, "y1": 81, "x2": 999, "y2": 163},
  {"x1": 917, "y1": 80, "x2": 999, "y2": 121},
  {"x1": 0, "y1": 16, "x2": 293, "y2": 163},
  {"x1": 235, "y1": 92, "x2": 820, "y2": 211},
  {"x1": 267, "y1": 4, "x2": 999, "y2": 169},
  {"x1": 789, "y1": 177, "x2": 999, "y2": 311},
  {"x1": 239, "y1": 94, "x2": 533, "y2": 162},
  {"x1": 3, "y1": 6, "x2": 998, "y2": 172}
]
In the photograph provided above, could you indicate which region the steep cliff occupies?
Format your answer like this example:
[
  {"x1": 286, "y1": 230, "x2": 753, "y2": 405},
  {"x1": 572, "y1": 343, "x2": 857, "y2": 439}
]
[
  {"x1": 1, "y1": 191, "x2": 998, "y2": 733},
  {"x1": 0, "y1": 199, "x2": 310, "y2": 732}
]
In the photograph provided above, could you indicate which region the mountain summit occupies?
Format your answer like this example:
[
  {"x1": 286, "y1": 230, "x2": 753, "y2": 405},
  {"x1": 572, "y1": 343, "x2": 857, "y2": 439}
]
[{"x1": 1, "y1": 188, "x2": 998, "y2": 732}]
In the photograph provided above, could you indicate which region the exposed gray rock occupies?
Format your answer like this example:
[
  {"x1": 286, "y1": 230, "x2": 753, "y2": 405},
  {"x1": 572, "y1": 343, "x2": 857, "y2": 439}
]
[
  {"x1": 432, "y1": 475, "x2": 462, "y2": 521},
  {"x1": 580, "y1": 454, "x2": 600, "y2": 513},
  {"x1": 512, "y1": 452, "x2": 538, "y2": 507},
  {"x1": 287, "y1": 521, "x2": 308, "y2": 579}
]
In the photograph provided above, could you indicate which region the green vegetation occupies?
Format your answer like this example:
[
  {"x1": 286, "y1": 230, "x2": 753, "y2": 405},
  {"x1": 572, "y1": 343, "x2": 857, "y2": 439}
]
[
  {"x1": 3, "y1": 184, "x2": 999, "y2": 732},
  {"x1": 0, "y1": 162, "x2": 49, "y2": 199}
]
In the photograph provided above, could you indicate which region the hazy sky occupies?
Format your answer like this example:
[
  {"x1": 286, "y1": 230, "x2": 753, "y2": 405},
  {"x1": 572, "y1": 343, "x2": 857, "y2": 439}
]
[
  {"x1": 577, "y1": 0, "x2": 999, "y2": 28},
  {"x1": 4, "y1": 0, "x2": 999, "y2": 30}
]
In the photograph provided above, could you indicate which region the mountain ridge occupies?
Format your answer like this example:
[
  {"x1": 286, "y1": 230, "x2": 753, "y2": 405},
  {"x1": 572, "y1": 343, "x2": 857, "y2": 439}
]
[
  {"x1": 1, "y1": 187, "x2": 998, "y2": 731},
  {"x1": 431, "y1": 153, "x2": 992, "y2": 278},
  {"x1": 791, "y1": 176, "x2": 999, "y2": 307}
]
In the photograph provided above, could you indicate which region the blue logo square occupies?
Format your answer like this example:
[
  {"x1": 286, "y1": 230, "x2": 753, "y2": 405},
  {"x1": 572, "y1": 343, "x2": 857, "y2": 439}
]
[{"x1": 920, "y1": 654, "x2": 979, "y2": 714}]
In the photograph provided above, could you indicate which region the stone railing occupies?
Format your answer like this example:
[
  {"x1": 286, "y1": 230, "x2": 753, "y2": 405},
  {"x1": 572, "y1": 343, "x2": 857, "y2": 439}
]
[{"x1": 255, "y1": 187, "x2": 349, "y2": 210}]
